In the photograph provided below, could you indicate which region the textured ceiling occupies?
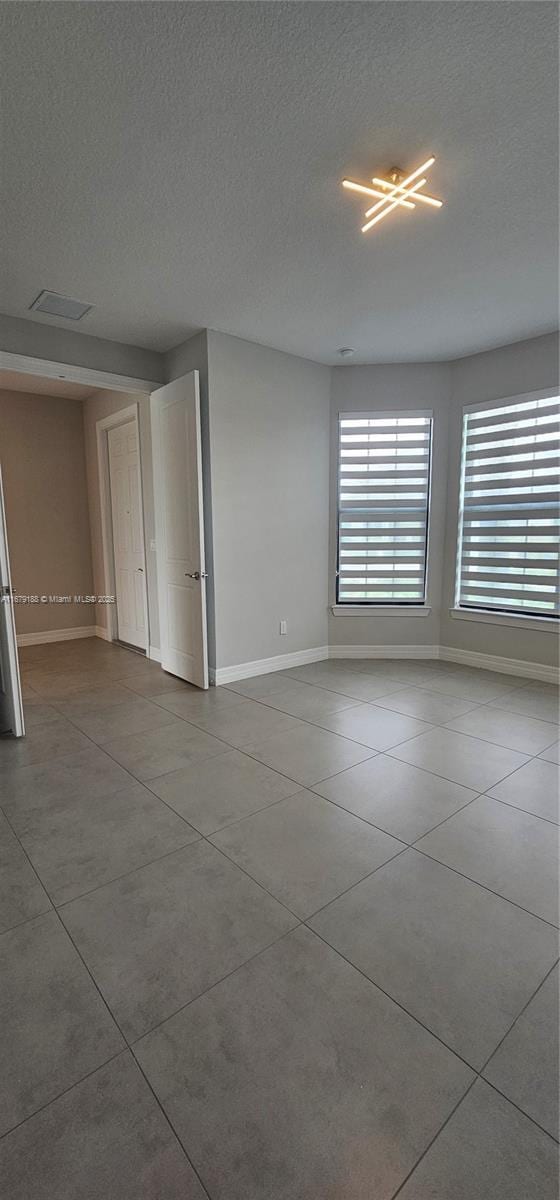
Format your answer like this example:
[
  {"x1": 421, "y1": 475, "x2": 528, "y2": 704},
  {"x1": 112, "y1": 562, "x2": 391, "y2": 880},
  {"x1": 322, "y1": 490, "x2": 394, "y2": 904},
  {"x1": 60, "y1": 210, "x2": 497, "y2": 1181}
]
[
  {"x1": 0, "y1": 2, "x2": 557, "y2": 364},
  {"x1": 0, "y1": 371, "x2": 95, "y2": 400}
]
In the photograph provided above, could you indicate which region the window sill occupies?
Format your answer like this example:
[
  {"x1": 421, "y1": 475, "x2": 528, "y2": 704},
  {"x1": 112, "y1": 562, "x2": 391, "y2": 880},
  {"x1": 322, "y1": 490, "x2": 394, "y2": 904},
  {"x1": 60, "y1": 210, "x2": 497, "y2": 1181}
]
[
  {"x1": 449, "y1": 607, "x2": 558, "y2": 633},
  {"x1": 331, "y1": 605, "x2": 432, "y2": 618}
]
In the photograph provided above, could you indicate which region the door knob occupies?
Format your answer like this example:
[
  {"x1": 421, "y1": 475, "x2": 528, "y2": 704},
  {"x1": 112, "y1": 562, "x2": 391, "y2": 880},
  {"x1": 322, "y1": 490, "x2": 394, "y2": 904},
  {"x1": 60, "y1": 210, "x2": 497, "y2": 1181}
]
[{"x1": 185, "y1": 571, "x2": 208, "y2": 580}]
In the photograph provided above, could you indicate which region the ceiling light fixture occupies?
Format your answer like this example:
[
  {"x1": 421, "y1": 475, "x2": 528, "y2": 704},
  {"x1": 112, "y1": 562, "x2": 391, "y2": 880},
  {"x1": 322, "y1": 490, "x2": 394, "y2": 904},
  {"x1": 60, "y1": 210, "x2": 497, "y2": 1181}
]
[{"x1": 343, "y1": 156, "x2": 443, "y2": 233}]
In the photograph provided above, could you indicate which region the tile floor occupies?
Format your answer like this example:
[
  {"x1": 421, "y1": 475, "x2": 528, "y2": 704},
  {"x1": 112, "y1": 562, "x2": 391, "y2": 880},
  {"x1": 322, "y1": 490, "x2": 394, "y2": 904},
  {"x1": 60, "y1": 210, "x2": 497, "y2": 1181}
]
[{"x1": 0, "y1": 638, "x2": 558, "y2": 1199}]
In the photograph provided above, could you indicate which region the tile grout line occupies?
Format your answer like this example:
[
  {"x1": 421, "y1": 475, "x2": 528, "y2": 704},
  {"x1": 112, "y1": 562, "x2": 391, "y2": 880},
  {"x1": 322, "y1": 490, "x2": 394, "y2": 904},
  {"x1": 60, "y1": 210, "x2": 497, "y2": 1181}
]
[
  {"x1": 387, "y1": 953, "x2": 560, "y2": 1198},
  {"x1": 8, "y1": 673, "x2": 558, "y2": 931},
  {"x1": 413, "y1": 844, "x2": 559, "y2": 930},
  {"x1": 0, "y1": 1048, "x2": 126, "y2": 1145},
  {"x1": 8, "y1": 647, "x2": 559, "y2": 1180}
]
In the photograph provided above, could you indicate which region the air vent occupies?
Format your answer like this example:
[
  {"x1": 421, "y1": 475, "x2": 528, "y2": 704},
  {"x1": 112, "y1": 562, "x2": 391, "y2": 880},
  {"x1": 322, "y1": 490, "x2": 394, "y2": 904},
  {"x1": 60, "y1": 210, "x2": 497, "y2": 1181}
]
[{"x1": 29, "y1": 290, "x2": 94, "y2": 321}]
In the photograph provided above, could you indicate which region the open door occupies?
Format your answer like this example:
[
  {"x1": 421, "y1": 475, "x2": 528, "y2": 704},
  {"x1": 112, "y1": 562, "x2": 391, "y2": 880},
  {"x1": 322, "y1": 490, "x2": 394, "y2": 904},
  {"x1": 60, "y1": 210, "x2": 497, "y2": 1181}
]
[
  {"x1": 0, "y1": 466, "x2": 25, "y2": 736},
  {"x1": 151, "y1": 371, "x2": 208, "y2": 688}
]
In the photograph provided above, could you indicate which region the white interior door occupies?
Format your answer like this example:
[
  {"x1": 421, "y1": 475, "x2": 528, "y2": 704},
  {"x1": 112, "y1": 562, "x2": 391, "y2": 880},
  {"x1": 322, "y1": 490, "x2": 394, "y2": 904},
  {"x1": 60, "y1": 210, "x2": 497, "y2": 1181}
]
[
  {"x1": 151, "y1": 371, "x2": 208, "y2": 688},
  {"x1": 108, "y1": 420, "x2": 148, "y2": 651},
  {"x1": 0, "y1": 466, "x2": 24, "y2": 736}
]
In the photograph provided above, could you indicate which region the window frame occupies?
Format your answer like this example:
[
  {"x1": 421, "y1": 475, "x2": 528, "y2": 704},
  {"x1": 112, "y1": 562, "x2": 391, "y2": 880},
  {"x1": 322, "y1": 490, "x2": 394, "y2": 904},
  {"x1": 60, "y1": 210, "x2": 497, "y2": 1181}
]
[
  {"x1": 335, "y1": 408, "x2": 434, "y2": 610},
  {"x1": 454, "y1": 387, "x2": 559, "y2": 624}
]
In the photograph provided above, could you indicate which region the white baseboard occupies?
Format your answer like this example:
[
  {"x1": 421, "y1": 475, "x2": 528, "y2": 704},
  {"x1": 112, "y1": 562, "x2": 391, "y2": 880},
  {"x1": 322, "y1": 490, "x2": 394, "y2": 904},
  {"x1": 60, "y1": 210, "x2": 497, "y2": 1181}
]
[
  {"x1": 17, "y1": 628, "x2": 554, "y2": 685},
  {"x1": 212, "y1": 645, "x2": 329, "y2": 687},
  {"x1": 17, "y1": 625, "x2": 97, "y2": 647},
  {"x1": 329, "y1": 641, "x2": 557, "y2": 683},
  {"x1": 329, "y1": 644, "x2": 440, "y2": 660},
  {"x1": 439, "y1": 645, "x2": 558, "y2": 684}
]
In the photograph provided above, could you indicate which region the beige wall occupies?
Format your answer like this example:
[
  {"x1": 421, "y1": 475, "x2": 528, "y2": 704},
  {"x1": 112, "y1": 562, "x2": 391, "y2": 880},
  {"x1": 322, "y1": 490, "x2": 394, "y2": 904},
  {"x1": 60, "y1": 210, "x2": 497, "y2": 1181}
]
[
  {"x1": 83, "y1": 389, "x2": 159, "y2": 648},
  {"x1": 0, "y1": 389, "x2": 94, "y2": 636}
]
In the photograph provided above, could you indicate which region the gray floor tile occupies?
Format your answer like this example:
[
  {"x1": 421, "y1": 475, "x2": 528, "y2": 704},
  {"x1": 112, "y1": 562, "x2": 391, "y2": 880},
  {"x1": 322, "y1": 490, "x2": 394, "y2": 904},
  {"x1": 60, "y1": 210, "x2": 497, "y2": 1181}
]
[
  {"x1": 261, "y1": 681, "x2": 358, "y2": 720},
  {"x1": 490, "y1": 683, "x2": 559, "y2": 724},
  {"x1": 9, "y1": 780, "x2": 199, "y2": 906},
  {"x1": 136, "y1": 926, "x2": 473, "y2": 1200},
  {"x1": 0, "y1": 1052, "x2": 206, "y2": 1200},
  {"x1": 0, "y1": 718, "x2": 92, "y2": 774},
  {"x1": 0, "y1": 911, "x2": 123, "y2": 1136},
  {"x1": 243, "y1": 722, "x2": 375, "y2": 786},
  {"x1": 118, "y1": 670, "x2": 195, "y2": 697},
  {"x1": 64, "y1": 697, "x2": 181, "y2": 745},
  {"x1": 0, "y1": 811, "x2": 51, "y2": 933},
  {"x1": 419, "y1": 672, "x2": 519, "y2": 703},
  {"x1": 23, "y1": 669, "x2": 114, "y2": 700},
  {"x1": 2, "y1": 746, "x2": 134, "y2": 817},
  {"x1": 152, "y1": 686, "x2": 246, "y2": 720},
  {"x1": 312, "y1": 754, "x2": 478, "y2": 843},
  {"x1": 488, "y1": 757, "x2": 559, "y2": 824},
  {"x1": 352, "y1": 660, "x2": 459, "y2": 686},
  {"x1": 540, "y1": 739, "x2": 559, "y2": 764},
  {"x1": 310, "y1": 850, "x2": 558, "y2": 1068},
  {"x1": 314, "y1": 703, "x2": 433, "y2": 750},
  {"x1": 149, "y1": 749, "x2": 300, "y2": 834},
  {"x1": 391, "y1": 727, "x2": 530, "y2": 791},
  {"x1": 102, "y1": 720, "x2": 228, "y2": 781},
  {"x1": 224, "y1": 672, "x2": 302, "y2": 699},
  {"x1": 61, "y1": 841, "x2": 296, "y2": 1040},
  {"x1": 397, "y1": 1080, "x2": 558, "y2": 1200},
  {"x1": 373, "y1": 686, "x2": 478, "y2": 724},
  {"x1": 484, "y1": 965, "x2": 559, "y2": 1139},
  {"x1": 22, "y1": 700, "x2": 61, "y2": 730},
  {"x1": 53, "y1": 683, "x2": 143, "y2": 719},
  {"x1": 284, "y1": 661, "x2": 405, "y2": 701},
  {"x1": 181, "y1": 698, "x2": 303, "y2": 749},
  {"x1": 417, "y1": 795, "x2": 559, "y2": 925},
  {"x1": 444, "y1": 705, "x2": 559, "y2": 755},
  {"x1": 211, "y1": 790, "x2": 402, "y2": 918}
]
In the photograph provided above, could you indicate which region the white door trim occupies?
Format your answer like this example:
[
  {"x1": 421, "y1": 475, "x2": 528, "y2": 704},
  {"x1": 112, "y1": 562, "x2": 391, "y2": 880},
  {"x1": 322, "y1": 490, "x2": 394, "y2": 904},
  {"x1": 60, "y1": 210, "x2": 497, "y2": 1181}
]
[
  {"x1": 0, "y1": 351, "x2": 158, "y2": 395},
  {"x1": 151, "y1": 371, "x2": 209, "y2": 687},
  {"x1": 96, "y1": 404, "x2": 149, "y2": 647}
]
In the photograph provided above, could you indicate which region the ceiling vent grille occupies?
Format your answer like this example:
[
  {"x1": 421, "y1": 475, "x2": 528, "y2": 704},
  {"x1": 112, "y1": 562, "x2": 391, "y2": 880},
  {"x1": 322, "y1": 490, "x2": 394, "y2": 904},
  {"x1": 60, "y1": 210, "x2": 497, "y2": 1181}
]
[{"x1": 29, "y1": 290, "x2": 94, "y2": 321}]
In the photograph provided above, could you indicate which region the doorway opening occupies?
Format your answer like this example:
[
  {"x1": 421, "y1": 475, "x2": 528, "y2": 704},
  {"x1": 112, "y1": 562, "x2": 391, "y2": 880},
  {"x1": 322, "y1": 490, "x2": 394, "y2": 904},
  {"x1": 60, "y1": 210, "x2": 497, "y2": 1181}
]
[
  {"x1": 0, "y1": 356, "x2": 210, "y2": 736},
  {"x1": 96, "y1": 405, "x2": 149, "y2": 655}
]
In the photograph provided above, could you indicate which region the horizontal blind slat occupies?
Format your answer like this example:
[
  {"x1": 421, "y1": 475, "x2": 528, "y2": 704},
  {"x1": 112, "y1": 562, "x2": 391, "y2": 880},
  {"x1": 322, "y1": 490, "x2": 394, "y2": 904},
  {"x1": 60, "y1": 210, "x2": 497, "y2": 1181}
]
[
  {"x1": 458, "y1": 395, "x2": 560, "y2": 618},
  {"x1": 337, "y1": 412, "x2": 431, "y2": 605}
]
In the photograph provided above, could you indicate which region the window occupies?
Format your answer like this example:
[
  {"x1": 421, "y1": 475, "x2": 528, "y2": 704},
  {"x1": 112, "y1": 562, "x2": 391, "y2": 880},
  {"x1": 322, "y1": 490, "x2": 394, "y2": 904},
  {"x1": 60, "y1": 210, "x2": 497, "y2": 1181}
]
[
  {"x1": 336, "y1": 412, "x2": 432, "y2": 604},
  {"x1": 456, "y1": 393, "x2": 560, "y2": 618}
]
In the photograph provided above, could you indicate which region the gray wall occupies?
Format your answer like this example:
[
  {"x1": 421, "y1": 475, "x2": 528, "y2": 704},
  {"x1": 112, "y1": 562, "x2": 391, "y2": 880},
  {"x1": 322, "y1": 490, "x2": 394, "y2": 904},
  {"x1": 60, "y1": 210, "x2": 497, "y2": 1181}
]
[
  {"x1": 205, "y1": 331, "x2": 331, "y2": 670},
  {"x1": 2, "y1": 313, "x2": 558, "y2": 672},
  {"x1": 440, "y1": 332, "x2": 559, "y2": 667},
  {"x1": 329, "y1": 363, "x2": 452, "y2": 651},
  {"x1": 0, "y1": 314, "x2": 164, "y2": 383}
]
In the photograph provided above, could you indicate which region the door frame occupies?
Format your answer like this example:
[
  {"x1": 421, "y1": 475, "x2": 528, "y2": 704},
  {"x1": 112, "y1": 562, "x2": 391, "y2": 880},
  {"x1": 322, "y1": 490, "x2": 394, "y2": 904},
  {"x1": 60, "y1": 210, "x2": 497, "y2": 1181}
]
[
  {"x1": 151, "y1": 371, "x2": 209, "y2": 687},
  {"x1": 96, "y1": 403, "x2": 150, "y2": 648}
]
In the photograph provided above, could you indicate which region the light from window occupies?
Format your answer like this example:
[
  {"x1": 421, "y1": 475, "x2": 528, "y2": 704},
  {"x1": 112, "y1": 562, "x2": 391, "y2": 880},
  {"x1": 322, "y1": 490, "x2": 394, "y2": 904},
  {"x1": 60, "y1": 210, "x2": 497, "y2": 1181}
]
[
  {"x1": 337, "y1": 412, "x2": 432, "y2": 604},
  {"x1": 456, "y1": 395, "x2": 560, "y2": 618}
]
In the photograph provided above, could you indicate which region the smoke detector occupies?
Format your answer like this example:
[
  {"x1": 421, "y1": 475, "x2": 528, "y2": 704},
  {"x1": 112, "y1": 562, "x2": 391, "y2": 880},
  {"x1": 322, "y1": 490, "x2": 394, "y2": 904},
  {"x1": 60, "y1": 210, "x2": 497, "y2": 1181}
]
[{"x1": 29, "y1": 290, "x2": 94, "y2": 321}]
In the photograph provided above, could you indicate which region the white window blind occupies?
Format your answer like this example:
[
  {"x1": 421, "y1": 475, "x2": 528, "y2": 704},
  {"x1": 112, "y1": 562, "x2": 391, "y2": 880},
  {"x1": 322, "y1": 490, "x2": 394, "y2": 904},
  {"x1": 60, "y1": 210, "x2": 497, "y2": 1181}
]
[
  {"x1": 456, "y1": 394, "x2": 560, "y2": 618},
  {"x1": 337, "y1": 412, "x2": 432, "y2": 604}
]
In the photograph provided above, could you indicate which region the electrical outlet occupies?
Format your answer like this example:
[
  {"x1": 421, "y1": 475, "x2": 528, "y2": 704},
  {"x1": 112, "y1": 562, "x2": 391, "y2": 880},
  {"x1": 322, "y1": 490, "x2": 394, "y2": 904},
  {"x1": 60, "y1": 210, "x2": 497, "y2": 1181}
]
[{"x1": 279, "y1": 620, "x2": 288, "y2": 636}]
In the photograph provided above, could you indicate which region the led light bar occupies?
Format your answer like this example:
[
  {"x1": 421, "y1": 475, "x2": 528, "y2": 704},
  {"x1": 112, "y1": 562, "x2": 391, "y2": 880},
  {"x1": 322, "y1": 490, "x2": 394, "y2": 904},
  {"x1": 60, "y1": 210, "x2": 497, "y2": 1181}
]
[{"x1": 342, "y1": 156, "x2": 443, "y2": 233}]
